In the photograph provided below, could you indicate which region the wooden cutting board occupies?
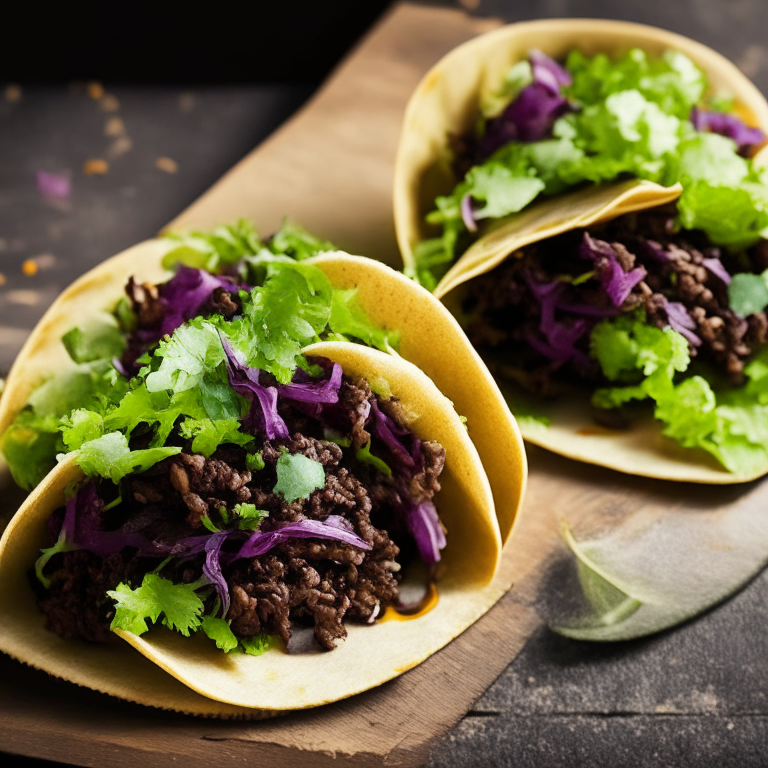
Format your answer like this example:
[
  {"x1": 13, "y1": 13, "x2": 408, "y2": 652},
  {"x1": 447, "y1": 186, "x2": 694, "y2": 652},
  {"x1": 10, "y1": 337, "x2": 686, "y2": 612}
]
[{"x1": 2, "y1": 3, "x2": 763, "y2": 766}]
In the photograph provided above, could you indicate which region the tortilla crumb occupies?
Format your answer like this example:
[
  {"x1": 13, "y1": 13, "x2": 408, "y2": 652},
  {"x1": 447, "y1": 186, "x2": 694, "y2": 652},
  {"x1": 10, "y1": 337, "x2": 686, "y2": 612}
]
[
  {"x1": 87, "y1": 82, "x2": 104, "y2": 100},
  {"x1": 155, "y1": 157, "x2": 179, "y2": 174},
  {"x1": 83, "y1": 159, "x2": 109, "y2": 176},
  {"x1": 5, "y1": 84, "x2": 21, "y2": 103},
  {"x1": 0, "y1": 273, "x2": 6, "y2": 286}
]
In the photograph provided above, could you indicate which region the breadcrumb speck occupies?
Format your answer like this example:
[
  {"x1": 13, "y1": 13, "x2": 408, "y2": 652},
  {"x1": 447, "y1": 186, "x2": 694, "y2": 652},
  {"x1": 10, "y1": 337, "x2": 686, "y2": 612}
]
[
  {"x1": 83, "y1": 159, "x2": 109, "y2": 176},
  {"x1": 87, "y1": 82, "x2": 104, "y2": 100},
  {"x1": 5, "y1": 84, "x2": 21, "y2": 103},
  {"x1": 155, "y1": 157, "x2": 179, "y2": 174}
]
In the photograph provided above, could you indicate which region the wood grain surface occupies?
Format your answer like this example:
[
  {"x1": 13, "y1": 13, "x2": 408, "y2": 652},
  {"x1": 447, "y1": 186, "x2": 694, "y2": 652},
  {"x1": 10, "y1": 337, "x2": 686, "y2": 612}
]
[{"x1": 2, "y1": 3, "x2": 767, "y2": 766}]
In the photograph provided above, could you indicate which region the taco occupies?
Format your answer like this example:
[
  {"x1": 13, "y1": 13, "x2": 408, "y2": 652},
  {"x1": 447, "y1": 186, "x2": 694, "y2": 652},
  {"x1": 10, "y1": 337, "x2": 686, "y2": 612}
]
[
  {"x1": 0, "y1": 223, "x2": 523, "y2": 713},
  {"x1": 393, "y1": 20, "x2": 768, "y2": 483}
]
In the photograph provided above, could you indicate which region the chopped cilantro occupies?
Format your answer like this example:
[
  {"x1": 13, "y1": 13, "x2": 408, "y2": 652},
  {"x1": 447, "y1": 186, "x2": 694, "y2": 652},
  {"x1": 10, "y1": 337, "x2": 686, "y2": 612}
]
[
  {"x1": 76, "y1": 432, "x2": 181, "y2": 484},
  {"x1": 233, "y1": 503, "x2": 268, "y2": 531},
  {"x1": 201, "y1": 616, "x2": 239, "y2": 652},
  {"x1": 246, "y1": 451, "x2": 265, "y2": 471},
  {"x1": 108, "y1": 573, "x2": 205, "y2": 637},
  {"x1": 728, "y1": 272, "x2": 768, "y2": 318},
  {"x1": 355, "y1": 441, "x2": 392, "y2": 476},
  {"x1": 241, "y1": 633, "x2": 278, "y2": 656},
  {"x1": 273, "y1": 451, "x2": 326, "y2": 502}
]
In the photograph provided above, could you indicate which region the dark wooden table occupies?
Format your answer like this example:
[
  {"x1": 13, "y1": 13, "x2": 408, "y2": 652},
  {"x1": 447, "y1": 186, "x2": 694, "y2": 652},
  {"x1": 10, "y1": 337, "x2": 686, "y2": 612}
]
[{"x1": 2, "y1": 2, "x2": 768, "y2": 766}]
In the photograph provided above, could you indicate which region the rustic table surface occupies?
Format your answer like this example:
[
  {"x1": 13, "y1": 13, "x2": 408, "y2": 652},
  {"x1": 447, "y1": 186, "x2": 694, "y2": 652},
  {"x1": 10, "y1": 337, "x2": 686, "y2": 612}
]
[{"x1": 2, "y1": 2, "x2": 768, "y2": 766}]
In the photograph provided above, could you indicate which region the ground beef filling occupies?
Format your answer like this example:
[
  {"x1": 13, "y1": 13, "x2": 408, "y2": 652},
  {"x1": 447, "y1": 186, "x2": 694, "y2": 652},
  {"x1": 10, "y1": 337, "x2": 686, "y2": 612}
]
[
  {"x1": 37, "y1": 378, "x2": 445, "y2": 651},
  {"x1": 465, "y1": 206, "x2": 768, "y2": 393}
]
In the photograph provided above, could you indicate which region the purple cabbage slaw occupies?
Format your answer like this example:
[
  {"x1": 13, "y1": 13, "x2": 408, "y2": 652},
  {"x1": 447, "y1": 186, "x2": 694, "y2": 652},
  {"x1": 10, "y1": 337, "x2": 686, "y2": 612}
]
[
  {"x1": 478, "y1": 50, "x2": 572, "y2": 160},
  {"x1": 690, "y1": 107, "x2": 766, "y2": 156},
  {"x1": 518, "y1": 228, "x2": 739, "y2": 366},
  {"x1": 121, "y1": 266, "x2": 249, "y2": 373}
]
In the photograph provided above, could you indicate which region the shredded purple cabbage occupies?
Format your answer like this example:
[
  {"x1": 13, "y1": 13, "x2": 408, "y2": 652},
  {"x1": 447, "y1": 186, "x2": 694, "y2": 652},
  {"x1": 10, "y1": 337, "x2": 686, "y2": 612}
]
[
  {"x1": 529, "y1": 50, "x2": 572, "y2": 94},
  {"x1": 236, "y1": 516, "x2": 371, "y2": 560},
  {"x1": 160, "y1": 267, "x2": 244, "y2": 338},
  {"x1": 276, "y1": 363, "x2": 343, "y2": 403},
  {"x1": 690, "y1": 107, "x2": 766, "y2": 155},
  {"x1": 55, "y1": 482, "x2": 148, "y2": 557},
  {"x1": 702, "y1": 257, "x2": 732, "y2": 285},
  {"x1": 36, "y1": 170, "x2": 71, "y2": 201},
  {"x1": 405, "y1": 500, "x2": 446, "y2": 565},
  {"x1": 662, "y1": 299, "x2": 702, "y2": 347},
  {"x1": 461, "y1": 194, "x2": 478, "y2": 233},
  {"x1": 370, "y1": 399, "x2": 415, "y2": 468},
  {"x1": 580, "y1": 234, "x2": 647, "y2": 306},
  {"x1": 524, "y1": 277, "x2": 592, "y2": 367},
  {"x1": 477, "y1": 51, "x2": 571, "y2": 159},
  {"x1": 220, "y1": 338, "x2": 289, "y2": 441},
  {"x1": 203, "y1": 532, "x2": 231, "y2": 617}
]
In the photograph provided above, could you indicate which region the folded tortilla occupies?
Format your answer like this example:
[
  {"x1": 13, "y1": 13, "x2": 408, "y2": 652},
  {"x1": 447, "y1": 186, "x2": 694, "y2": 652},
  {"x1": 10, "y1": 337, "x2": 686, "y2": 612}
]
[
  {"x1": 393, "y1": 19, "x2": 768, "y2": 485},
  {"x1": 0, "y1": 240, "x2": 527, "y2": 714}
]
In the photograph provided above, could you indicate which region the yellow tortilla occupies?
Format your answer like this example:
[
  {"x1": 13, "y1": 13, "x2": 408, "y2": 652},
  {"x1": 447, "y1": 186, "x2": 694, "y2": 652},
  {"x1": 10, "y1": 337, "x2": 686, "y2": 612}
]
[
  {"x1": 0, "y1": 245, "x2": 526, "y2": 544},
  {"x1": 394, "y1": 18, "x2": 768, "y2": 276},
  {"x1": 0, "y1": 344, "x2": 504, "y2": 714}
]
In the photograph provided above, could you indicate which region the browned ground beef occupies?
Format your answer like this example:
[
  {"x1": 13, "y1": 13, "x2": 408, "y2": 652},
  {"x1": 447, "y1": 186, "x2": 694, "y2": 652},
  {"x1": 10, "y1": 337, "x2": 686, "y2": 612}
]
[
  {"x1": 465, "y1": 206, "x2": 768, "y2": 392},
  {"x1": 37, "y1": 377, "x2": 446, "y2": 651}
]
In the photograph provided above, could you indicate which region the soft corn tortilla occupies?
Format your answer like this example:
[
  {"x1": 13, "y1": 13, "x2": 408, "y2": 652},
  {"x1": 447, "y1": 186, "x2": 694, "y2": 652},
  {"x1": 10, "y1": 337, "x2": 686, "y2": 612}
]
[
  {"x1": 394, "y1": 18, "x2": 768, "y2": 275},
  {"x1": 0, "y1": 341, "x2": 505, "y2": 714},
  {"x1": 393, "y1": 18, "x2": 768, "y2": 485},
  {"x1": 0, "y1": 244, "x2": 526, "y2": 544}
]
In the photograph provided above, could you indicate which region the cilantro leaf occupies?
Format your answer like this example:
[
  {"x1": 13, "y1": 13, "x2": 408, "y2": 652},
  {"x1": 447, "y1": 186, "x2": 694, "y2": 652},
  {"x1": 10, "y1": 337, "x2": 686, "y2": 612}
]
[
  {"x1": 268, "y1": 219, "x2": 335, "y2": 261},
  {"x1": 273, "y1": 451, "x2": 326, "y2": 502},
  {"x1": 233, "y1": 503, "x2": 268, "y2": 531},
  {"x1": 241, "y1": 633, "x2": 278, "y2": 656},
  {"x1": 178, "y1": 417, "x2": 252, "y2": 456},
  {"x1": 162, "y1": 220, "x2": 263, "y2": 274},
  {"x1": 355, "y1": 441, "x2": 392, "y2": 476},
  {"x1": 329, "y1": 288, "x2": 399, "y2": 353},
  {"x1": 728, "y1": 273, "x2": 768, "y2": 317},
  {"x1": 246, "y1": 451, "x2": 265, "y2": 471},
  {"x1": 201, "y1": 616, "x2": 239, "y2": 652},
  {"x1": 108, "y1": 573, "x2": 204, "y2": 637},
  {"x1": 76, "y1": 432, "x2": 181, "y2": 484},
  {"x1": 60, "y1": 408, "x2": 104, "y2": 451}
]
